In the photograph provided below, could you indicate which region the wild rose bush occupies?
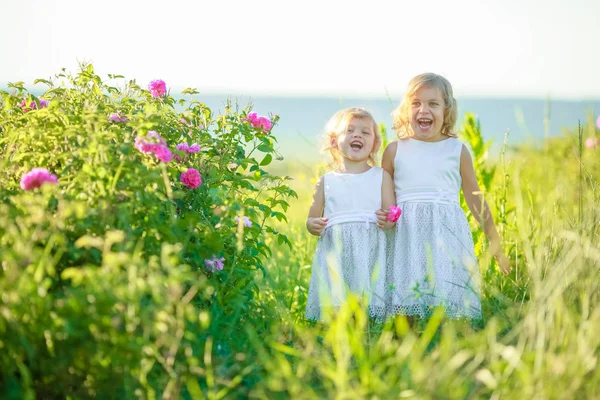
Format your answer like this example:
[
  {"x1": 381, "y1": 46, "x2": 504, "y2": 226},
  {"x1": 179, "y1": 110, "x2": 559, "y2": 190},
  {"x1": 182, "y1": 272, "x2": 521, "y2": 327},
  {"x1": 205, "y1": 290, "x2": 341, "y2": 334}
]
[{"x1": 0, "y1": 64, "x2": 295, "y2": 398}]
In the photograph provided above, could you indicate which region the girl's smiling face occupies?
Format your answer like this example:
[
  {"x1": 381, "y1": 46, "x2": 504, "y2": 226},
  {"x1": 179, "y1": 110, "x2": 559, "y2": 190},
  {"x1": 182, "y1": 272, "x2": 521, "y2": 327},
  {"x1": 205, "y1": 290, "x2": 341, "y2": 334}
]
[
  {"x1": 333, "y1": 117, "x2": 376, "y2": 163},
  {"x1": 409, "y1": 85, "x2": 446, "y2": 142}
]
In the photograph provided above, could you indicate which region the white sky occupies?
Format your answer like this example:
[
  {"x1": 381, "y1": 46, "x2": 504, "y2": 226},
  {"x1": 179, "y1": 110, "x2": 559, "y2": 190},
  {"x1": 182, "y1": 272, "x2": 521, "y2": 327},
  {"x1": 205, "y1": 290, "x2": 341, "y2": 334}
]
[{"x1": 2, "y1": 0, "x2": 599, "y2": 99}]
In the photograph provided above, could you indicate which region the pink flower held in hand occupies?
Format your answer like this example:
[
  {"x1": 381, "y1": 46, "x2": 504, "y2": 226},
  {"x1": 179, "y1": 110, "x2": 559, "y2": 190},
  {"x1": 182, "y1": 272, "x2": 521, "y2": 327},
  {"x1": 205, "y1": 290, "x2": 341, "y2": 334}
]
[
  {"x1": 148, "y1": 79, "x2": 167, "y2": 98},
  {"x1": 180, "y1": 168, "x2": 202, "y2": 188},
  {"x1": 20, "y1": 168, "x2": 58, "y2": 190},
  {"x1": 235, "y1": 215, "x2": 252, "y2": 227},
  {"x1": 204, "y1": 255, "x2": 225, "y2": 272},
  {"x1": 387, "y1": 206, "x2": 402, "y2": 223}
]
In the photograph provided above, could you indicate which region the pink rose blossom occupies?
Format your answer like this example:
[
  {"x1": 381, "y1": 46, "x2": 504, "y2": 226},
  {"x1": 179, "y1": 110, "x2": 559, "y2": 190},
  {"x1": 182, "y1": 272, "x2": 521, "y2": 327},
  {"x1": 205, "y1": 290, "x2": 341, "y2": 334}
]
[
  {"x1": 204, "y1": 255, "x2": 225, "y2": 272},
  {"x1": 154, "y1": 146, "x2": 173, "y2": 163},
  {"x1": 235, "y1": 215, "x2": 253, "y2": 227},
  {"x1": 109, "y1": 113, "x2": 128, "y2": 123},
  {"x1": 20, "y1": 98, "x2": 49, "y2": 112},
  {"x1": 176, "y1": 142, "x2": 201, "y2": 154},
  {"x1": 135, "y1": 131, "x2": 171, "y2": 162},
  {"x1": 148, "y1": 79, "x2": 167, "y2": 98},
  {"x1": 176, "y1": 143, "x2": 190, "y2": 152},
  {"x1": 180, "y1": 168, "x2": 202, "y2": 189},
  {"x1": 180, "y1": 118, "x2": 194, "y2": 127},
  {"x1": 256, "y1": 116, "x2": 273, "y2": 132},
  {"x1": 20, "y1": 168, "x2": 58, "y2": 190},
  {"x1": 245, "y1": 112, "x2": 259, "y2": 124},
  {"x1": 244, "y1": 112, "x2": 272, "y2": 133},
  {"x1": 387, "y1": 206, "x2": 402, "y2": 223},
  {"x1": 585, "y1": 137, "x2": 598, "y2": 149}
]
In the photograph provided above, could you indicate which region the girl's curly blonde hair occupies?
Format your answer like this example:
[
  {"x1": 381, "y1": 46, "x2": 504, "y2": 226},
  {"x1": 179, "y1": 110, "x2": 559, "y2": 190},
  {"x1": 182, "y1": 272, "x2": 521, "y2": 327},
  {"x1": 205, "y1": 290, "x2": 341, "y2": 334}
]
[
  {"x1": 322, "y1": 107, "x2": 381, "y2": 169},
  {"x1": 392, "y1": 73, "x2": 458, "y2": 139}
]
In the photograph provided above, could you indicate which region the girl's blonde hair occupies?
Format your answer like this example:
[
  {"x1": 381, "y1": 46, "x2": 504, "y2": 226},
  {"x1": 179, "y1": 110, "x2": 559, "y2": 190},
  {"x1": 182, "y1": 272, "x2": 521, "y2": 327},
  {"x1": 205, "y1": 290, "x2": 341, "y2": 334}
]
[
  {"x1": 323, "y1": 107, "x2": 381, "y2": 168},
  {"x1": 392, "y1": 73, "x2": 458, "y2": 139}
]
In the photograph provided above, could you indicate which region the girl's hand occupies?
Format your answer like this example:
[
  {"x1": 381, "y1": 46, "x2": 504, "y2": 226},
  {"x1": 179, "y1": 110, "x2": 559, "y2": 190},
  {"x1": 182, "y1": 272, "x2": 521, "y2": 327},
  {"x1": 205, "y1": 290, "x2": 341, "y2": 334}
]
[
  {"x1": 307, "y1": 217, "x2": 329, "y2": 236},
  {"x1": 494, "y1": 251, "x2": 510, "y2": 275},
  {"x1": 375, "y1": 209, "x2": 395, "y2": 230}
]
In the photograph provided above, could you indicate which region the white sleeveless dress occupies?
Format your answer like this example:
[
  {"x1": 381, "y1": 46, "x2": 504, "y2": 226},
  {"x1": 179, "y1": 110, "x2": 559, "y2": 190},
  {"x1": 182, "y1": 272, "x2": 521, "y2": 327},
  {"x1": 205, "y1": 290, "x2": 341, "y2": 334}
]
[
  {"x1": 388, "y1": 138, "x2": 482, "y2": 319},
  {"x1": 305, "y1": 167, "x2": 388, "y2": 321}
]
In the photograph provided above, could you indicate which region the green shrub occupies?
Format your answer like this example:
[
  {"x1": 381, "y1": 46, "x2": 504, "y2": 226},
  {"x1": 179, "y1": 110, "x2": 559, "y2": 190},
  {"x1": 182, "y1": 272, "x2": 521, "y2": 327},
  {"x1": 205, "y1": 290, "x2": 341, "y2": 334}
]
[{"x1": 0, "y1": 63, "x2": 295, "y2": 398}]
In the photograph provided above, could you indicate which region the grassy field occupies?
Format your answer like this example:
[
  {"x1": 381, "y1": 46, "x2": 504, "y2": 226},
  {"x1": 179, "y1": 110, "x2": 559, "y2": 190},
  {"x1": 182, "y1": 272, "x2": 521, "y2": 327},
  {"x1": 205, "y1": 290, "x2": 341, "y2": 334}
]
[
  {"x1": 248, "y1": 117, "x2": 600, "y2": 398},
  {"x1": 1, "y1": 68, "x2": 599, "y2": 398}
]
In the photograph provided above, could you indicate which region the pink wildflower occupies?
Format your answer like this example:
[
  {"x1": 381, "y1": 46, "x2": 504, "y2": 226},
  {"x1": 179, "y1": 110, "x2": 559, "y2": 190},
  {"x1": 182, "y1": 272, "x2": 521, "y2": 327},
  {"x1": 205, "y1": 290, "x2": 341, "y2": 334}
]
[
  {"x1": 244, "y1": 112, "x2": 272, "y2": 133},
  {"x1": 176, "y1": 143, "x2": 190, "y2": 152},
  {"x1": 180, "y1": 168, "x2": 202, "y2": 189},
  {"x1": 256, "y1": 116, "x2": 273, "y2": 132},
  {"x1": 387, "y1": 206, "x2": 402, "y2": 223},
  {"x1": 204, "y1": 255, "x2": 225, "y2": 272},
  {"x1": 596, "y1": 116, "x2": 600, "y2": 129},
  {"x1": 235, "y1": 215, "x2": 253, "y2": 228},
  {"x1": 180, "y1": 118, "x2": 194, "y2": 127},
  {"x1": 20, "y1": 168, "x2": 58, "y2": 190},
  {"x1": 20, "y1": 98, "x2": 49, "y2": 112},
  {"x1": 154, "y1": 146, "x2": 173, "y2": 163},
  {"x1": 135, "y1": 131, "x2": 171, "y2": 162},
  {"x1": 585, "y1": 137, "x2": 598, "y2": 149},
  {"x1": 176, "y1": 142, "x2": 201, "y2": 154},
  {"x1": 246, "y1": 112, "x2": 259, "y2": 124},
  {"x1": 148, "y1": 79, "x2": 167, "y2": 98},
  {"x1": 109, "y1": 113, "x2": 128, "y2": 123}
]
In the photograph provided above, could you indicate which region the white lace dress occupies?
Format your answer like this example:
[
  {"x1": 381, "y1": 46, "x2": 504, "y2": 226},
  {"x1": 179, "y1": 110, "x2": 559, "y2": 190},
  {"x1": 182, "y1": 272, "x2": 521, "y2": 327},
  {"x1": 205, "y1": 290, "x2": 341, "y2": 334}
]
[
  {"x1": 305, "y1": 167, "x2": 388, "y2": 321},
  {"x1": 388, "y1": 138, "x2": 482, "y2": 319}
]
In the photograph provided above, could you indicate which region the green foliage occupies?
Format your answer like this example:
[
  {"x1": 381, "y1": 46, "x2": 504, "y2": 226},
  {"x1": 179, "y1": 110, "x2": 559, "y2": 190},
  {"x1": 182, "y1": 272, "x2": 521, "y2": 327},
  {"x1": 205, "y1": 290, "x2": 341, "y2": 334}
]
[
  {"x1": 0, "y1": 63, "x2": 296, "y2": 398},
  {"x1": 1, "y1": 64, "x2": 600, "y2": 398},
  {"x1": 252, "y1": 115, "x2": 600, "y2": 399}
]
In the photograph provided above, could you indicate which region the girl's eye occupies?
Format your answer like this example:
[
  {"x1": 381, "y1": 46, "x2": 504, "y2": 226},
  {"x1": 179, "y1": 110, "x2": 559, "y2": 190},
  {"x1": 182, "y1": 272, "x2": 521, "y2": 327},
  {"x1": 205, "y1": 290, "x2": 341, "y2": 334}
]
[
  {"x1": 412, "y1": 102, "x2": 420, "y2": 107},
  {"x1": 431, "y1": 102, "x2": 439, "y2": 106},
  {"x1": 362, "y1": 131, "x2": 370, "y2": 135}
]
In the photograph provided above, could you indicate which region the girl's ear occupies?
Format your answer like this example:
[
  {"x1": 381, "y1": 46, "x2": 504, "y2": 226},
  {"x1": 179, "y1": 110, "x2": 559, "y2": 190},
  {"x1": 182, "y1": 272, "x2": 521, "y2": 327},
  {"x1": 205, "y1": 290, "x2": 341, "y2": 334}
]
[{"x1": 330, "y1": 136, "x2": 337, "y2": 148}]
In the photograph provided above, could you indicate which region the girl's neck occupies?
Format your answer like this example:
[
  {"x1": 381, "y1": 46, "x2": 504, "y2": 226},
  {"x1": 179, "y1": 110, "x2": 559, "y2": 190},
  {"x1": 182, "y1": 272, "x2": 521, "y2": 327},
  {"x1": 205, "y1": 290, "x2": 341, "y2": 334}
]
[
  {"x1": 336, "y1": 160, "x2": 371, "y2": 174},
  {"x1": 408, "y1": 130, "x2": 447, "y2": 143}
]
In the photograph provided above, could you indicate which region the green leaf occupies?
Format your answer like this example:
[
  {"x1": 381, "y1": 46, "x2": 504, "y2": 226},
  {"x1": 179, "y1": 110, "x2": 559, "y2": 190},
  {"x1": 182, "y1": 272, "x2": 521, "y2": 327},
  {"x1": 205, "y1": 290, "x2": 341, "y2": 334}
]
[
  {"x1": 181, "y1": 87, "x2": 200, "y2": 95},
  {"x1": 185, "y1": 377, "x2": 203, "y2": 399},
  {"x1": 33, "y1": 79, "x2": 53, "y2": 87},
  {"x1": 244, "y1": 198, "x2": 261, "y2": 207},
  {"x1": 260, "y1": 154, "x2": 273, "y2": 166}
]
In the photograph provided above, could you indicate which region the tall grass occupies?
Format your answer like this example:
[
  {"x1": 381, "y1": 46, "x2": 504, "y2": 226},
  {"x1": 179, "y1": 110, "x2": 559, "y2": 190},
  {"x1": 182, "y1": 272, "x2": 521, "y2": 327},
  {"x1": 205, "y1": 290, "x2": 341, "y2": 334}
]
[{"x1": 251, "y1": 116, "x2": 600, "y2": 399}]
